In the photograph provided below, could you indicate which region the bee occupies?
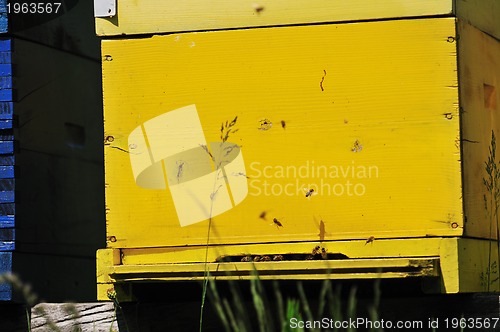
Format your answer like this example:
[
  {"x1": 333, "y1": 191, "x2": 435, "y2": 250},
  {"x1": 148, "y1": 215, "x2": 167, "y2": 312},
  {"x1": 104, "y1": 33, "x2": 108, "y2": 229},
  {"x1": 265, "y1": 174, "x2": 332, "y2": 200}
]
[
  {"x1": 259, "y1": 211, "x2": 267, "y2": 220},
  {"x1": 321, "y1": 247, "x2": 328, "y2": 259},
  {"x1": 351, "y1": 139, "x2": 363, "y2": 153},
  {"x1": 312, "y1": 245, "x2": 321, "y2": 255},
  {"x1": 241, "y1": 255, "x2": 252, "y2": 262},
  {"x1": 253, "y1": 256, "x2": 261, "y2": 262},
  {"x1": 253, "y1": 3, "x2": 264, "y2": 14},
  {"x1": 365, "y1": 236, "x2": 375, "y2": 245},
  {"x1": 260, "y1": 255, "x2": 271, "y2": 261},
  {"x1": 273, "y1": 218, "x2": 283, "y2": 229},
  {"x1": 258, "y1": 119, "x2": 273, "y2": 131},
  {"x1": 280, "y1": 120, "x2": 286, "y2": 129},
  {"x1": 305, "y1": 254, "x2": 314, "y2": 260},
  {"x1": 304, "y1": 188, "x2": 316, "y2": 198},
  {"x1": 273, "y1": 254, "x2": 284, "y2": 261}
]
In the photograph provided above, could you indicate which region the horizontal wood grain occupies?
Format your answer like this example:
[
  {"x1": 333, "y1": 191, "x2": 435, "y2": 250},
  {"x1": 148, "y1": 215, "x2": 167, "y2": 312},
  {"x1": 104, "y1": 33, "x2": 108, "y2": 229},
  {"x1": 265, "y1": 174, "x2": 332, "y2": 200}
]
[
  {"x1": 95, "y1": 0, "x2": 453, "y2": 36},
  {"x1": 31, "y1": 303, "x2": 117, "y2": 332},
  {"x1": 102, "y1": 18, "x2": 461, "y2": 248}
]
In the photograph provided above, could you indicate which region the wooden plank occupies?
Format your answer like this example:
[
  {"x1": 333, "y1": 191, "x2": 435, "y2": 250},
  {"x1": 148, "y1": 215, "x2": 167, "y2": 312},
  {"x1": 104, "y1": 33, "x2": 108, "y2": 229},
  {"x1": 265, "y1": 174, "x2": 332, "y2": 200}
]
[
  {"x1": 31, "y1": 303, "x2": 117, "y2": 332},
  {"x1": 103, "y1": 18, "x2": 461, "y2": 249},
  {"x1": 456, "y1": 0, "x2": 500, "y2": 40},
  {"x1": 0, "y1": 140, "x2": 13, "y2": 154},
  {"x1": 460, "y1": 21, "x2": 500, "y2": 240},
  {"x1": 0, "y1": 1, "x2": 7, "y2": 34},
  {"x1": 0, "y1": 252, "x2": 12, "y2": 300},
  {"x1": 95, "y1": 0, "x2": 453, "y2": 36},
  {"x1": 120, "y1": 238, "x2": 445, "y2": 265},
  {"x1": 0, "y1": 101, "x2": 12, "y2": 119},
  {"x1": 0, "y1": 165, "x2": 14, "y2": 178}
]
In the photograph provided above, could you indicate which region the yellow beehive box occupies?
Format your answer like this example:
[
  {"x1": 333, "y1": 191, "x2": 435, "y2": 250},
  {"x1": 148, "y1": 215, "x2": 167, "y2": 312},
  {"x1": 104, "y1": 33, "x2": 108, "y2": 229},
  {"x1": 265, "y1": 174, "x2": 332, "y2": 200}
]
[{"x1": 96, "y1": 1, "x2": 500, "y2": 298}]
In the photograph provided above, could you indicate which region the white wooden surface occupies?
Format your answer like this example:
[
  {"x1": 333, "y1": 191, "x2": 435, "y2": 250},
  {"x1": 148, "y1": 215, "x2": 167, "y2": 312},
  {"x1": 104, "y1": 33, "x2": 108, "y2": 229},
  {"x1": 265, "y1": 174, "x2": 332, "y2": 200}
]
[{"x1": 31, "y1": 303, "x2": 118, "y2": 332}]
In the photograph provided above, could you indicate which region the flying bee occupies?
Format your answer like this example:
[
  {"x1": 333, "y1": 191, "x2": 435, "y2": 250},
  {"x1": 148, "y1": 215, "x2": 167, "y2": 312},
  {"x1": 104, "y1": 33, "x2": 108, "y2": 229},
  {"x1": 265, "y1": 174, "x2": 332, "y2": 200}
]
[
  {"x1": 365, "y1": 236, "x2": 375, "y2": 245},
  {"x1": 312, "y1": 245, "x2": 321, "y2": 255},
  {"x1": 273, "y1": 218, "x2": 283, "y2": 229},
  {"x1": 259, "y1": 211, "x2": 267, "y2": 220},
  {"x1": 280, "y1": 120, "x2": 286, "y2": 129},
  {"x1": 304, "y1": 188, "x2": 317, "y2": 198},
  {"x1": 253, "y1": 3, "x2": 264, "y2": 14}
]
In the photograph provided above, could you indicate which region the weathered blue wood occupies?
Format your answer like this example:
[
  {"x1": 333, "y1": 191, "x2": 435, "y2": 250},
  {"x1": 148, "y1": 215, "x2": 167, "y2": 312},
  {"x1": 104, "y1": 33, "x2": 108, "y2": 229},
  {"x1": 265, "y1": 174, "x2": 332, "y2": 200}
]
[
  {"x1": 0, "y1": 76, "x2": 11, "y2": 89},
  {"x1": 0, "y1": 102, "x2": 11, "y2": 120},
  {"x1": 0, "y1": 63, "x2": 10, "y2": 77},
  {"x1": 0, "y1": 51, "x2": 10, "y2": 64},
  {"x1": 0, "y1": 89, "x2": 11, "y2": 101},
  {"x1": 0, "y1": 133, "x2": 13, "y2": 141},
  {"x1": 0, "y1": 141, "x2": 12, "y2": 154},
  {"x1": 0, "y1": 203, "x2": 14, "y2": 216},
  {"x1": 0, "y1": 39, "x2": 10, "y2": 52},
  {"x1": 0, "y1": 241, "x2": 13, "y2": 251},
  {"x1": 0, "y1": 7, "x2": 6, "y2": 35},
  {"x1": 0, "y1": 39, "x2": 10, "y2": 66},
  {"x1": 0, "y1": 228, "x2": 13, "y2": 241},
  {"x1": 0, "y1": 216, "x2": 13, "y2": 228},
  {"x1": 0, "y1": 191, "x2": 13, "y2": 203},
  {"x1": 0, "y1": 166, "x2": 13, "y2": 178},
  {"x1": 0, "y1": 155, "x2": 13, "y2": 165},
  {"x1": 0, "y1": 224, "x2": 14, "y2": 252},
  {"x1": 0, "y1": 120, "x2": 11, "y2": 129},
  {"x1": 0, "y1": 179, "x2": 13, "y2": 190},
  {"x1": 0, "y1": 252, "x2": 12, "y2": 300}
]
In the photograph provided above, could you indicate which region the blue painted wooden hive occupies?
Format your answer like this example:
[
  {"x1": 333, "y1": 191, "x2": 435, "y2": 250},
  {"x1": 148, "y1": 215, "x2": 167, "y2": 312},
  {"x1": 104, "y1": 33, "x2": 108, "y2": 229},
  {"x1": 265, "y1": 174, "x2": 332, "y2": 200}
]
[{"x1": 0, "y1": 0, "x2": 104, "y2": 301}]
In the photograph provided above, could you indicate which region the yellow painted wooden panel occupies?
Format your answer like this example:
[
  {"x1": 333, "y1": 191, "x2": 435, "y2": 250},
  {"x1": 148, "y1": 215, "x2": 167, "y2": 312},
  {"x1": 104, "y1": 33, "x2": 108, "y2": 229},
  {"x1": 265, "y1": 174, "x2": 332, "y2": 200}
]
[
  {"x1": 103, "y1": 18, "x2": 462, "y2": 248},
  {"x1": 459, "y1": 21, "x2": 500, "y2": 240},
  {"x1": 95, "y1": 0, "x2": 452, "y2": 36},
  {"x1": 121, "y1": 238, "x2": 444, "y2": 265}
]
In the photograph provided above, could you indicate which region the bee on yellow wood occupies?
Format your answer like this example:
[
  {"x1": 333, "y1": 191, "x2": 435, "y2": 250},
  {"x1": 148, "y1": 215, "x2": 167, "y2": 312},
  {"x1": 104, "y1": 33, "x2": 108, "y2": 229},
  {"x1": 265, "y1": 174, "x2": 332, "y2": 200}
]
[
  {"x1": 304, "y1": 188, "x2": 317, "y2": 198},
  {"x1": 273, "y1": 218, "x2": 283, "y2": 229},
  {"x1": 321, "y1": 247, "x2": 328, "y2": 259},
  {"x1": 258, "y1": 119, "x2": 273, "y2": 131},
  {"x1": 365, "y1": 236, "x2": 375, "y2": 245},
  {"x1": 312, "y1": 245, "x2": 321, "y2": 255}
]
